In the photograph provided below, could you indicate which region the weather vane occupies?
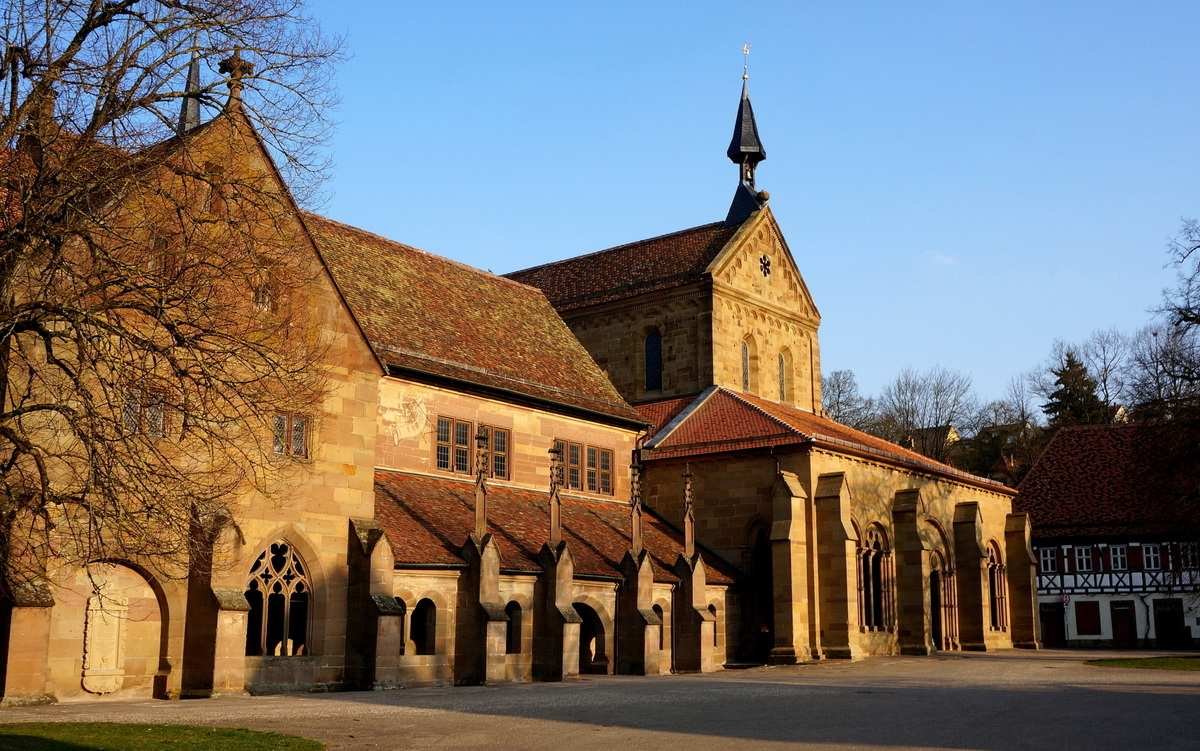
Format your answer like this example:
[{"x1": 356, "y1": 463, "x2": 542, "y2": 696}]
[{"x1": 742, "y1": 42, "x2": 751, "y2": 80}]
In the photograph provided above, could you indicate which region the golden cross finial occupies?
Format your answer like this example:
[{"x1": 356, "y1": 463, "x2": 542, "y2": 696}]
[{"x1": 742, "y1": 42, "x2": 751, "y2": 80}]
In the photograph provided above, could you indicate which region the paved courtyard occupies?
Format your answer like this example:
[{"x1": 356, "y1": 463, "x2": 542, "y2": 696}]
[{"x1": 2, "y1": 650, "x2": 1198, "y2": 750}]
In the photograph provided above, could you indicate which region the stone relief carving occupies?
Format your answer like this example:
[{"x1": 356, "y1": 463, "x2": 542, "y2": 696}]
[
  {"x1": 382, "y1": 396, "x2": 428, "y2": 444},
  {"x1": 82, "y1": 587, "x2": 127, "y2": 695}
]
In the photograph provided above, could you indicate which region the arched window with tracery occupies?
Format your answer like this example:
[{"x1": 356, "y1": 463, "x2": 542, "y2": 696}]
[
  {"x1": 777, "y1": 349, "x2": 794, "y2": 403},
  {"x1": 505, "y1": 601, "x2": 523, "y2": 654},
  {"x1": 741, "y1": 335, "x2": 758, "y2": 394},
  {"x1": 856, "y1": 524, "x2": 894, "y2": 632},
  {"x1": 987, "y1": 542, "x2": 1008, "y2": 631},
  {"x1": 644, "y1": 328, "x2": 663, "y2": 392},
  {"x1": 245, "y1": 540, "x2": 311, "y2": 657}
]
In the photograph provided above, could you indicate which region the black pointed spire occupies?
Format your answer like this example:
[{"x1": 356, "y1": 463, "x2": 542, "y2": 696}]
[
  {"x1": 726, "y1": 78, "x2": 766, "y2": 179},
  {"x1": 178, "y1": 50, "x2": 201, "y2": 135},
  {"x1": 725, "y1": 46, "x2": 769, "y2": 225}
]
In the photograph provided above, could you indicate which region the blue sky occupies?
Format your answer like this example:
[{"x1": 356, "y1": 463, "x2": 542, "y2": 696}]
[{"x1": 307, "y1": 1, "x2": 1199, "y2": 398}]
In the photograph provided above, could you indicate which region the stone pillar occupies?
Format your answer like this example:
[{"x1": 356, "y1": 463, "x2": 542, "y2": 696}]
[
  {"x1": 209, "y1": 588, "x2": 250, "y2": 695},
  {"x1": 454, "y1": 535, "x2": 507, "y2": 685},
  {"x1": 953, "y1": 502, "x2": 988, "y2": 651},
  {"x1": 673, "y1": 555, "x2": 716, "y2": 672},
  {"x1": 0, "y1": 583, "x2": 54, "y2": 706},
  {"x1": 813, "y1": 473, "x2": 861, "y2": 659},
  {"x1": 768, "y1": 470, "x2": 812, "y2": 663},
  {"x1": 617, "y1": 551, "x2": 661, "y2": 675},
  {"x1": 533, "y1": 542, "x2": 581, "y2": 681},
  {"x1": 1005, "y1": 513, "x2": 1042, "y2": 649},
  {"x1": 892, "y1": 489, "x2": 932, "y2": 655}
]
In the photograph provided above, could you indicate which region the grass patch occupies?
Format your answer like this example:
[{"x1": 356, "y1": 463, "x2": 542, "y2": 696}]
[
  {"x1": 1087, "y1": 656, "x2": 1200, "y2": 671},
  {"x1": 0, "y1": 722, "x2": 323, "y2": 750}
]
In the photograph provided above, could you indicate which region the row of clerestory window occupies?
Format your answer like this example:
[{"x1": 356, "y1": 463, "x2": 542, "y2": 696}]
[
  {"x1": 643, "y1": 328, "x2": 797, "y2": 403},
  {"x1": 121, "y1": 386, "x2": 310, "y2": 459}
]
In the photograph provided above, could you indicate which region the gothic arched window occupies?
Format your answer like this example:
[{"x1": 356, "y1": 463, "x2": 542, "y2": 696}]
[
  {"x1": 245, "y1": 540, "x2": 311, "y2": 657},
  {"x1": 987, "y1": 542, "x2": 1008, "y2": 631},
  {"x1": 741, "y1": 336, "x2": 758, "y2": 393},
  {"x1": 645, "y1": 329, "x2": 663, "y2": 392},
  {"x1": 777, "y1": 349, "x2": 794, "y2": 403},
  {"x1": 856, "y1": 524, "x2": 894, "y2": 631}
]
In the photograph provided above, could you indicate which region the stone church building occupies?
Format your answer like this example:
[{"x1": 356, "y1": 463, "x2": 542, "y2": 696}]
[{"x1": 0, "y1": 60, "x2": 1038, "y2": 705}]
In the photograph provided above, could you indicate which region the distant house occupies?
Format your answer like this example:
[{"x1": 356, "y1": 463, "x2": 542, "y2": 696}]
[{"x1": 1015, "y1": 423, "x2": 1200, "y2": 649}]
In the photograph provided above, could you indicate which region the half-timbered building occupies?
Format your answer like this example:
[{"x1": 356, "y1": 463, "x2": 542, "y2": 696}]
[{"x1": 1016, "y1": 423, "x2": 1200, "y2": 648}]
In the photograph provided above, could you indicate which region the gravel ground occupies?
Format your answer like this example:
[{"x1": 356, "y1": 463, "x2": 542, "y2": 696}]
[{"x1": 3, "y1": 650, "x2": 1199, "y2": 750}]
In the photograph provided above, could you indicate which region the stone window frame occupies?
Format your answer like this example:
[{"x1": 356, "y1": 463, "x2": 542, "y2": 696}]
[
  {"x1": 435, "y1": 416, "x2": 473, "y2": 475},
  {"x1": 776, "y1": 348, "x2": 794, "y2": 403},
  {"x1": 411, "y1": 598, "x2": 438, "y2": 655},
  {"x1": 244, "y1": 540, "x2": 312, "y2": 657},
  {"x1": 855, "y1": 522, "x2": 895, "y2": 632},
  {"x1": 555, "y1": 439, "x2": 614, "y2": 496},
  {"x1": 986, "y1": 541, "x2": 1008, "y2": 632},
  {"x1": 740, "y1": 335, "x2": 759, "y2": 394},
  {"x1": 476, "y1": 424, "x2": 511, "y2": 481},
  {"x1": 272, "y1": 412, "x2": 311, "y2": 459},
  {"x1": 122, "y1": 386, "x2": 168, "y2": 439},
  {"x1": 504, "y1": 601, "x2": 523, "y2": 654}
]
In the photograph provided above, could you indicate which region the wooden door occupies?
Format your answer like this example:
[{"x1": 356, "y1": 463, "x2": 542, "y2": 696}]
[
  {"x1": 1110, "y1": 601, "x2": 1137, "y2": 649},
  {"x1": 1153, "y1": 599, "x2": 1188, "y2": 648},
  {"x1": 1039, "y1": 602, "x2": 1066, "y2": 648}
]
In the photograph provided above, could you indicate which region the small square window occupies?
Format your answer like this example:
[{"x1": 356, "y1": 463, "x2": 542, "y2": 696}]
[{"x1": 273, "y1": 413, "x2": 310, "y2": 458}]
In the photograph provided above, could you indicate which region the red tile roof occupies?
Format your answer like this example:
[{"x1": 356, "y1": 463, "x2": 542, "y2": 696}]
[
  {"x1": 303, "y1": 213, "x2": 641, "y2": 424},
  {"x1": 644, "y1": 387, "x2": 1013, "y2": 494},
  {"x1": 1015, "y1": 423, "x2": 1200, "y2": 540},
  {"x1": 375, "y1": 470, "x2": 736, "y2": 584},
  {"x1": 634, "y1": 395, "x2": 698, "y2": 435},
  {"x1": 505, "y1": 222, "x2": 737, "y2": 312}
]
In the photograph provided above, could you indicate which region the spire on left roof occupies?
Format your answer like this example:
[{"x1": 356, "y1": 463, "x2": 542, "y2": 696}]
[{"x1": 177, "y1": 49, "x2": 202, "y2": 135}]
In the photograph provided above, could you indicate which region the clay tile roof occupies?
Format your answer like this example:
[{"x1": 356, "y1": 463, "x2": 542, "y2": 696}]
[
  {"x1": 1015, "y1": 423, "x2": 1200, "y2": 541},
  {"x1": 375, "y1": 470, "x2": 736, "y2": 584},
  {"x1": 634, "y1": 395, "x2": 698, "y2": 435},
  {"x1": 505, "y1": 221, "x2": 737, "y2": 312},
  {"x1": 645, "y1": 387, "x2": 1012, "y2": 494},
  {"x1": 303, "y1": 213, "x2": 640, "y2": 424}
]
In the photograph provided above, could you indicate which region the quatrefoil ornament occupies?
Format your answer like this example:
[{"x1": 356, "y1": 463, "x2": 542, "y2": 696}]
[{"x1": 760, "y1": 255, "x2": 772, "y2": 277}]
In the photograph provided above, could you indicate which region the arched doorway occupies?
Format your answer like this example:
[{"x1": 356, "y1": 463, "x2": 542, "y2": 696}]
[
  {"x1": 929, "y1": 569, "x2": 943, "y2": 650},
  {"x1": 64, "y1": 562, "x2": 166, "y2": 698},
  {"x1": 573, "y1": 603, "x2": 607, "y2": 674},
  {"x1": 742, "y1": 522, "x2": 773, "y2": 663}
]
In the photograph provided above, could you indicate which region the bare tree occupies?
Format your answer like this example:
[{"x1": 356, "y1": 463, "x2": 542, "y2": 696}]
[
  {"x1": 821, "y1": 369, "x2": 877, "y2": 430},
  {"x1": 1123, "y1": 323, "x2": 1200, "y2": 418},
  {"x1": 875, "y1": 366, "x2": 978, "y2": 462},
  {"x1": 1080, "y1": 327, "x2": 1129, "y2": 412},
  {"x1": 0, "y1": 2, "x2": 340, "y2": 598}
]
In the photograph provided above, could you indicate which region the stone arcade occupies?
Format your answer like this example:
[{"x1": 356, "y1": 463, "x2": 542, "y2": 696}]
[{"x1": 0, "y1": 61, "x2": 1037, "y2": 705}]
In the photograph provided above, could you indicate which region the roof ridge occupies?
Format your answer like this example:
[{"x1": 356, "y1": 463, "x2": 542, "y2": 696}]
[
  {"x1": 506, "y1": 220, "x2": 730, "y2": 277},
  {"x1": 721, "y1": 387, "x2": 807, "y2": 436},
  {"x1": 303, "y1": 211, "x2": 542, "y2": 294}
]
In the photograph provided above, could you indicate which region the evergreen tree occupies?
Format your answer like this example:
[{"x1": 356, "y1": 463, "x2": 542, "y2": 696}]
[{"x1": 1042, "y1": 352, "x2": 1107, "y2": 427}]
